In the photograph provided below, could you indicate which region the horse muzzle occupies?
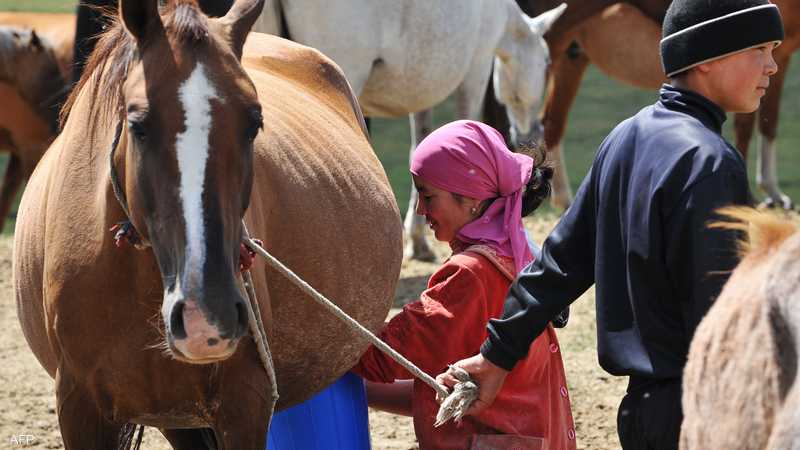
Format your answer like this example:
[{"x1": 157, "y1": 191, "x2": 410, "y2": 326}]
[
  {"x1": 510, "y1": 120, "x2": 545, "y2": 149},
  {"x1": 163, "y1": 294, "x2": 249, "y2": 364}
]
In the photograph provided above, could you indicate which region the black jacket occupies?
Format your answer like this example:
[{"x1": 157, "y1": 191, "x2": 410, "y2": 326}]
[{"x1": 481, "y1": 85, "x2": 750, "y2": 379}]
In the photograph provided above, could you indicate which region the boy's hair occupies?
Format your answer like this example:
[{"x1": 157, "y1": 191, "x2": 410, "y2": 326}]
[{"x1": 660, "y1": 0, "x2": 784, "y2": 77}]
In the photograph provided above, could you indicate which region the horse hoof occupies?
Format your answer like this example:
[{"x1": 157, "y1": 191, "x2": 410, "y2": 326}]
[
  {"x1": 403, "y1": 240, "x2": 437, "y2": 262},
  {"x1": 759, "y1": 195, "x2": 794, "y2": 211}
]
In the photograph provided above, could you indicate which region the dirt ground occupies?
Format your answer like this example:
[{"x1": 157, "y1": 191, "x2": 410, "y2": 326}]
[{"x1": 0, "y1": 215, "x2": 626, "y2": 449}]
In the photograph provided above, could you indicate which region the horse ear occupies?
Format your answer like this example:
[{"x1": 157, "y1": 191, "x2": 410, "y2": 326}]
[
  {"x1": 219, "y1": 0, "x2": 265, "y2": 59},
  {"x1": 29, "y1": 30, "x2": 43, "y2": 52},
  {"x1": 527, "y1": 3, "x2": 567, "y2": 35},
  {"x1": 120, "y1": 0, "x2": 162, "y2": 43}
]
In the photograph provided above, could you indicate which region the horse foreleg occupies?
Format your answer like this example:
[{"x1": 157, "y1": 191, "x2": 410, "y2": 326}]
[
  {"x1": 208, "y1": 350, "x2": 275, "y2": 450},
  {"x1": 55, "y1": 368, "x2": 122, "y2": 450},
  {"x1": 403, "y1": 109, "x2": 436, "y2": 261},
  {"x1": 755, "y1": 53, "x2": 792, "y2": 210},
  {"x1": 0, "y1": 153, "x2": 22, "y2": 232},
  {"x1": 542, "y1": 51, "x2": 590, "y2": 210}
]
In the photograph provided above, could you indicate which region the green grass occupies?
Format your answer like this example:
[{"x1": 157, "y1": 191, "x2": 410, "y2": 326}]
[
  {"x1": 2, "y1": 2, "x2": 799, "y2": 231},
  {"x1": 371, "y1": 61, "x2": 800, "y2": 217},
  {"x1": 0, "y1": 0, "x2": 73, "y2": 13}
]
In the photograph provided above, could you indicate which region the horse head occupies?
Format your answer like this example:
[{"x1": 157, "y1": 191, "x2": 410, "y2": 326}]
[
  {"x1": 0, "y1": 26, "x2": 66, "y2": 133},
  {"x1": 114, "y1": 0, "x2": 265, "y2": 364},
  {"x1": 494, "y1": 3, "x2": 566, "y2": 147}
]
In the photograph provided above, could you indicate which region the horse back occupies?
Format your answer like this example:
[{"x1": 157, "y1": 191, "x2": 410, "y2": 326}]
[{"x1": 243, "y1": 32, "x2": 367, "y2": 138}]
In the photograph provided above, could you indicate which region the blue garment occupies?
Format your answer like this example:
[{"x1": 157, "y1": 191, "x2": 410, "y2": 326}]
[{"x1": 482, "y1": 85, "x2": 750, "y2": 379}]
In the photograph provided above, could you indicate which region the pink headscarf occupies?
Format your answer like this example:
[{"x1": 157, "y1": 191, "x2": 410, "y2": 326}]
[{"x1": 410, "y1": 120, "x2": 534, "y2": 274}]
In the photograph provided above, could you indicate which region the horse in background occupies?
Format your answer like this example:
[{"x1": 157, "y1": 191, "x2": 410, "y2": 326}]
[
  {"x1": 681, "y1": 208, "x2": 800, "y2": 449},
  {"x1": 486, "y1": 0, "x2": 798, "y2": 211},
  {"x1": 0, "y1": 24, "x2": 70, "y2": 232},
  {"x1": 734, "y1": 1, "x2": 799, "y2": 210},
  {"x1": 13, "y1": 0, "x2": 402, "y2": 448},
  {"x1": 0, "y1": 12, "x2": 74, "y2": 78},
  {"x1": 255, "y1": 0, "x2": 566, "y2": 261}
]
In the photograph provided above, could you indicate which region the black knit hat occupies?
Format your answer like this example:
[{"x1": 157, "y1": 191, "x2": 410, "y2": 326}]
[{"x1": 661, "y1": 0, "x2": 784, "y2": 77}]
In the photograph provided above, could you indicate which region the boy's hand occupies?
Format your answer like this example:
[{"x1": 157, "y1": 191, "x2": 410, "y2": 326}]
[{"x1": 435, "y1": 353, "x2": 509, "y2": 416}]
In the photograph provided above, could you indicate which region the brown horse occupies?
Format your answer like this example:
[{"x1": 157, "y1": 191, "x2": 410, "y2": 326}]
[
  {"x1": 681, "y1": 208, "x2": 800, "y2": 449},
  {"x1": 13, "y1": 0, "x2": 402, "y2": 448},
  {"x1": 0, "y1": 24, "x2": 70, "y2": 232},
  {"x1": 0, "y1": 13, "x2": 74, "y2": 232},
  {"x1": 0, "y1": 12, "x2": 74, "y2": 78},
  {"x1": 487, "y1": 0, "x2": 798, "y2": 210}
]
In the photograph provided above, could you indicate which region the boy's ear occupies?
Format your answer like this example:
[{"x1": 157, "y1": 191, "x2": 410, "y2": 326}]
[{"x1": 694, "y1": 63, "x2": 713, "y2": 74}]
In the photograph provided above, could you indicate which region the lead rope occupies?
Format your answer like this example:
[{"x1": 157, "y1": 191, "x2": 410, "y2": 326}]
[
  {"x1": 241, "y1": 236, "x2": 478, "y2": 426},
  {"x1": 240, "y1": 222, "x2": 279, "y2": 409}
]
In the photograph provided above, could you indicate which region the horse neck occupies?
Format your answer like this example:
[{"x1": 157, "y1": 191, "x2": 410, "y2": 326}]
[{"x1": 61, "y1": 71, "x2": 120, "y2": 176}]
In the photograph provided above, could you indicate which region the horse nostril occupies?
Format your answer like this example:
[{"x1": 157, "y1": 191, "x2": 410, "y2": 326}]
[{"x1": 169, "y1": 301, "x2": 187, "y2": 340}]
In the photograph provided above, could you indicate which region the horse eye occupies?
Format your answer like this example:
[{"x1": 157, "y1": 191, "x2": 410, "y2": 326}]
[
  {"x1": 127, "y1": 119, "x2": 147, "y2": 142},
  {"x1": 245, "y1": 112, "x2": 263, "y2": 142}
]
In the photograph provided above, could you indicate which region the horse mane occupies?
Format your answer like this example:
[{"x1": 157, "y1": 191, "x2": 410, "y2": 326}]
[
  {"x1": 710, "y1": 207, "x2": 799, "y2": 258},
  {"x1": 59, "y1": 0, "x2": 212, "y2": 127}
]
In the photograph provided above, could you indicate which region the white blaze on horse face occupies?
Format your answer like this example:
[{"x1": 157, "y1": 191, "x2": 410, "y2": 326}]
[{"x1": 175, "y1": 63, "x2": 218, "y2": 283}]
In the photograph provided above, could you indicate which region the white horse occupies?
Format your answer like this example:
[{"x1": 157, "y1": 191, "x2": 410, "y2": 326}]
[{"x1": 255, "y1": 0, "x2": 566, "y2": 260}]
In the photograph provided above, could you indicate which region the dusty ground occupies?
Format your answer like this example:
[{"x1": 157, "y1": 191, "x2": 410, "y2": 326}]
[{"x1": 0, "y1": 215, "x2": 626, "y2": 449}]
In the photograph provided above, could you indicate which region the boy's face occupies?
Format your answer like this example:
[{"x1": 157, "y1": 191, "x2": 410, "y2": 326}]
[{"x1": 704, "y1": 43, "x2": 779, "y2": 113}]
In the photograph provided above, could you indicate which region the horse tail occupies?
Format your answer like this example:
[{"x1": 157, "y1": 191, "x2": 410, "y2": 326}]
[
  {"x1": 117, "y1": 424, "x2": 144, "y2": 450},
  {"x1": 710, "y1": 206, "x2": 798, "y2": 259}
]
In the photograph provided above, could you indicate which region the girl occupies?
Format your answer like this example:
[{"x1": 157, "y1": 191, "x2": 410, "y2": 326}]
[{"x1": 353, "y1": 120, "x2": 575, "y2": 450}]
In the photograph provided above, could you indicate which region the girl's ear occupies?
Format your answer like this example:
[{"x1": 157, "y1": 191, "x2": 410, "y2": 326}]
[{"x1": 469, "y1": 198, "x2": 485, "y2": 217}]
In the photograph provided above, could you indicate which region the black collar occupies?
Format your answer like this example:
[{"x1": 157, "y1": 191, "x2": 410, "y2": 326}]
[{"x1": 658, "y1": 84, "x2": 727, "y2": 134}]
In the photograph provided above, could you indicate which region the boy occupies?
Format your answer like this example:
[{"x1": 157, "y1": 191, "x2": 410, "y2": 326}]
[{"x1": 437, "y1": 1, "x2": 784, "y2": 449}]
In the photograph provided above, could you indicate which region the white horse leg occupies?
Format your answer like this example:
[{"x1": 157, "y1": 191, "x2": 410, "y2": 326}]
[
  {"x1": 550, "y1": 142, "x2": 573, "y2": 210},
  {"x1": 757, "y1": 136, "x2": 793, "y2": 210},
  {"x1": 403, "y1": 109, "x2": 436, "y2": 261}
]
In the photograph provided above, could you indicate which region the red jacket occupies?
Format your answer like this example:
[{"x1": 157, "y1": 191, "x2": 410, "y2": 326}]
[{"x1": 354, "y1": 244, "x2": 576, "y2": 450}]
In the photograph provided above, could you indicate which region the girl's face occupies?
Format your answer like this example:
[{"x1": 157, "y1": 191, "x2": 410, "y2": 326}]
[{"x1": 413, "y1": 175, "x2": 479, "y2": 243}]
